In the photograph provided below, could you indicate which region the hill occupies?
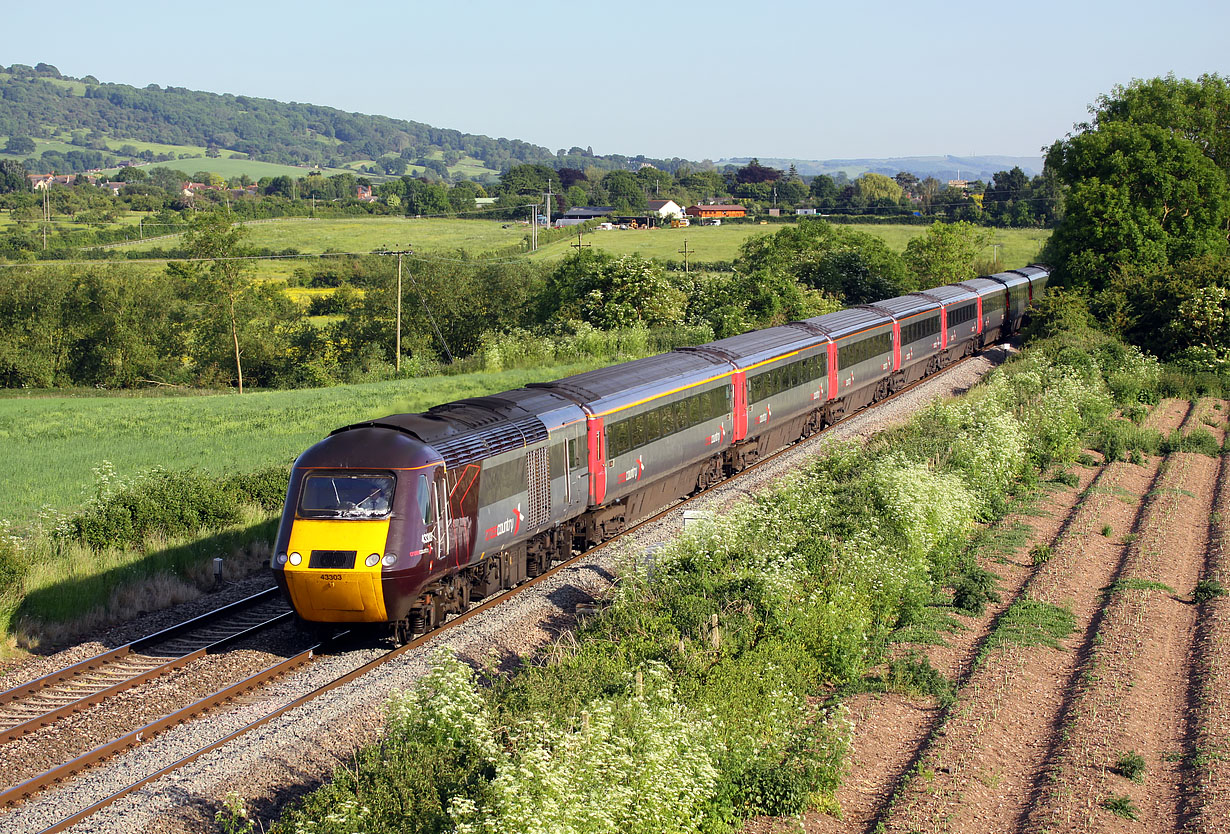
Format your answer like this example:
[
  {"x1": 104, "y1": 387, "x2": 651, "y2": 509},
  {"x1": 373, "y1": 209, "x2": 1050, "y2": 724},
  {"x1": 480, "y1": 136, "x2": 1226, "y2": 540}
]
[
  {"x1": 715, "y1": 154, "x2": 1045, "y2": 181},
  {"x1": 0, "y1": 63, "x2": 666, "y2": 180}
]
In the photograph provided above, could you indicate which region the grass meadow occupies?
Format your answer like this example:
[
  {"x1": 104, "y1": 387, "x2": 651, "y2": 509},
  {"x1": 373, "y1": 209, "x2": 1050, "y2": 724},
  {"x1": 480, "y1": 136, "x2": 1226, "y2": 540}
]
[
  {"x1": 0, "y1": 361, "x2": 612, "y2": 524},
  {"x1": 531, "y1": 222, "x2": 1051, "y2": 267},
  {"x1": 109, "y1": 216, "x2": 529, "y2": 255}
]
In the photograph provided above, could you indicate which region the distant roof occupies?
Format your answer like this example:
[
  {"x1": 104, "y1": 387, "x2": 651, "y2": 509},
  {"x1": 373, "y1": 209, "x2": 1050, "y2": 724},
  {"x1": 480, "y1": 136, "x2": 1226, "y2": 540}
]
[
  {"x1": 562, "y1": 206, "x2": 614, "y2": 217},
  {"x1": 647, "y1": 199, "x2": 678, "y2": 210},
  {"x1": 689, "y1": 204, "x2": 746, "y2": 211}
]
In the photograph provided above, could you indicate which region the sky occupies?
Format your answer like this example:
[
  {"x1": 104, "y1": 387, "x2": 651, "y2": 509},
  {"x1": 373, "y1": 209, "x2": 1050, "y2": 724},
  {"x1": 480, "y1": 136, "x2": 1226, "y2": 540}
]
[{"x1": 5, "y1": 0, "x2": 1228, "y2": 163}]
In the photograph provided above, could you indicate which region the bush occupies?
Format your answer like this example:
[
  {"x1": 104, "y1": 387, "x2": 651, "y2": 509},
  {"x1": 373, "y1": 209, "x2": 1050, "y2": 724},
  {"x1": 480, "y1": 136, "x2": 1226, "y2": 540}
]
[{"x1": 1114, "y1": 750, "x2": 1146, "y2": 782}]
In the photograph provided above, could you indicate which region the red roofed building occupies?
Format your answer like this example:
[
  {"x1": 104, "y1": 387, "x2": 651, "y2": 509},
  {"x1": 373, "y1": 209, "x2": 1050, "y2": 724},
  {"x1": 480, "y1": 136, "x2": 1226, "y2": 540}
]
[{"x1": 685, "y1": 203, "x2": 747, "y2": 219}]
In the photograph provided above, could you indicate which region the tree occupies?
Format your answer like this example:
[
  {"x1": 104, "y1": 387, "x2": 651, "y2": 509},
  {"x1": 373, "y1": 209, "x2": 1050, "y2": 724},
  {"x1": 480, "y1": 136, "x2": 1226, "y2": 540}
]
[
  {"x1": 177, "y1": 211, "x2": 257, "y2": 393},
  {"x1": 903, "y1": 222, "x2": 990, "y2": 286},
  {"x1": 894, "y1": 171, "x2": 920, "y2": 193},
  {"x1": 542, "y1": 251, "x2": 685, "y2": 328},
  {"x1": 1091, "y1": 73, "x2": 1230, "y2": 177},
  {"x1": 734, "y1": 158, "x2": 782, "y2": 184},
  {"x1": 3, "y1": 136, "x2": 35, "y2": 155},
  {"x1": 736, "y1": 219, "x2": 912, "y2": 302},
  {"x1": 0, "y1": 159, "x2": 28, "y2": 193},
  {"x1": 810, "y1": 174, "x2": 839, "y2": 206},
  {"x1": 1044, "y1": 120, "x2": 1230, "y2": 289},
  {"x1": 854, "y1": 173, "x2": 903, "y2": 205},
  {"x1": 114, "y1": 166, "x2": 147, "y2": 182}
]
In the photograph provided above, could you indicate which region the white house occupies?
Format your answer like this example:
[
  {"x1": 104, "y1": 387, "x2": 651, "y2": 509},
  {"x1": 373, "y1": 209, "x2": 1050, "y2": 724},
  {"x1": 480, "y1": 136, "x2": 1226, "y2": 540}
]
[{"x1": 647, "y1": 199, "x2": 684, "y2": 219}]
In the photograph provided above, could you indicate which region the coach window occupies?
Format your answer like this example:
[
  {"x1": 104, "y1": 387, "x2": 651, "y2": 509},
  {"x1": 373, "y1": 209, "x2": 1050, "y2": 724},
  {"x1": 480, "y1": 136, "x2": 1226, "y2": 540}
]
[
  {"x1": 646, "y1": 409, "x2": 661, "y2": 443},
  {"x1": 630, "y1": 413, "x2": 646, "y2": 448},
  {"x1": 661, "y1": 401, "x2": 676, "y2": 435}
]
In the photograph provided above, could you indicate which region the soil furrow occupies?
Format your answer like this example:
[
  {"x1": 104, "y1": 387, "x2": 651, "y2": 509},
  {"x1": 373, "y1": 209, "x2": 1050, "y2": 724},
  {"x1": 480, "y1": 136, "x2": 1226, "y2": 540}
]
[
  {"x1": 1184, "y1": 400, "x2": 1230, "y2": 834},
  {"x1": 1024, "y1": 443, "x2": 1218, "y2": 830},
  {"x1": 870, "y1": 400, "x2": 1192, "y2": 834},
  {"x1": 810, "y1": 463, "x2": 1101, "y2": 834}
]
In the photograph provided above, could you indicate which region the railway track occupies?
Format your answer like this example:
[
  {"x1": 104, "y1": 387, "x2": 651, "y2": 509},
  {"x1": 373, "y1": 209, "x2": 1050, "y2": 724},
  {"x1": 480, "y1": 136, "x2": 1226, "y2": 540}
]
[
  {"x1": 6, "y1": 351, "x2": 987, "y2": 834},
  {"x1": 0, "y1": 590, "x2": 291, "y2": 746}
]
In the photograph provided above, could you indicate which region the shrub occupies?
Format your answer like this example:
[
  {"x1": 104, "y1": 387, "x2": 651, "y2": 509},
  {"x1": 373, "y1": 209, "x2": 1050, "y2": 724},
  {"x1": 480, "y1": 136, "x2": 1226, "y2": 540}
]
[
  {"x1": 1114, "y1": 750, "x2": 1146, "y2": 782},
  {"x1": 1029, "y1": 544, "x2": 1053, "y2": 565},
  {"x1": 1193, "y1": 578, "x2": 1228, "y2": 603},
  {"x1": 67, "y1": 468, "x2": 243, "y2": 550},
  {"x1": 1102, "y1": 794, "x2": 1140, "y2": 820}
]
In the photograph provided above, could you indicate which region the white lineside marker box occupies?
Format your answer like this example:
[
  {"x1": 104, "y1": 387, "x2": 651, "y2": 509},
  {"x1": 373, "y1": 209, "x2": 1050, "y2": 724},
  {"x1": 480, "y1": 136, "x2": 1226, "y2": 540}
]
[{"x1": 682, "y1": 510, "x2": 714, "y2": 528}]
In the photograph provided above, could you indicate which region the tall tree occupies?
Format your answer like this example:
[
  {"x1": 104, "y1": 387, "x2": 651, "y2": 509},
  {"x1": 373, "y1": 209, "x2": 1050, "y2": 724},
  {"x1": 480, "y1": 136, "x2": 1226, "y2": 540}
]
[
  {"x1": 1044, "y1": 120, "x2": 1230, "y2": 289},
  {"x1": 903, "y1": 221, "x2": 990, "y2": 285},
  {"x1": 177, "y1": 211, "x2": 256, "y2": 393}
]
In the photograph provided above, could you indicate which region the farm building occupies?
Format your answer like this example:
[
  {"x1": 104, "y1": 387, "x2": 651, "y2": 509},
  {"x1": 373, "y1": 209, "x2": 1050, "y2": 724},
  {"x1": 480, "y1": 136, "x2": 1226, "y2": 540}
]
[
  {"x1": 647, "y1": 199, "x2": 684, "y2": 219},
  {"x1": 685, "y1": 203, "x2": 747, "y2": 219}
]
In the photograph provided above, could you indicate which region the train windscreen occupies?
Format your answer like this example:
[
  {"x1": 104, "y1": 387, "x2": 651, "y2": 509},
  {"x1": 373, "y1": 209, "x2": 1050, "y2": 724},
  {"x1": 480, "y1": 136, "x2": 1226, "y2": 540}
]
[{"x1": 299, "y1": 473, "x2": 395, "y2": 519}]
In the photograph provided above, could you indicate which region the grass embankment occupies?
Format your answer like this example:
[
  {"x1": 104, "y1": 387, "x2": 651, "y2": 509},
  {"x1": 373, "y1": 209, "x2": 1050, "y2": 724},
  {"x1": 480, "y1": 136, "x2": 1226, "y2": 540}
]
[{"x1": 262, "y1": 327, "x2": 1174, "y2": 834}]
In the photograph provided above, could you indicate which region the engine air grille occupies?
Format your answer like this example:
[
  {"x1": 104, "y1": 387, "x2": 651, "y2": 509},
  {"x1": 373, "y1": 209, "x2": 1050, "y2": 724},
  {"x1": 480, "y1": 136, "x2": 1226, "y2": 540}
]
[{"x1": 309, "y1": 550, "x2": 357, "y2": 569}]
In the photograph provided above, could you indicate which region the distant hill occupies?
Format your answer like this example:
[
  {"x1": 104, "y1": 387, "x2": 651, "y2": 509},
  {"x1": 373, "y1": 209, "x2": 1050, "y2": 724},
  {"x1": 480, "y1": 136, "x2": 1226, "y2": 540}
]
[
  {"x1": 715, "y1": 155, "x2": 1045, "y2": 181},
  {"x1": 0, "y1": 63, "x2": 661, "y2": 180}
]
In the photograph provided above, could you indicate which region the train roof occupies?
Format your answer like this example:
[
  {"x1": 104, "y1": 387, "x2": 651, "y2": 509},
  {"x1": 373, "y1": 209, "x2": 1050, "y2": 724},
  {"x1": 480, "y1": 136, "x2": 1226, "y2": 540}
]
[
  {"x1": 334, "y1": 387, "x2": 581, "y2": 468},
  {"x1": 955, "y1": 278, "x2": 1008, "y2": 296},
  {"x1": 296, "y1": 425, "x2": 443, "y2": 471},
  {"x1": 801, "y1": 307, "x2": 891, "y2": 340},
  {"x1": 914, "y1": 285, "x2": 977, "y2": 305},
  {"x1": 530, "y1": 350, "x2": 732, "y2": 415},
  {"x1": 684, "y1": 323, "x2": 826, "y2": 369},
  {"x1": 989, "y1": 270, "x2": 1031, "y2": 290},
  {"x1": 861, "y1": 295, "x2": 939, "y2": 319}
]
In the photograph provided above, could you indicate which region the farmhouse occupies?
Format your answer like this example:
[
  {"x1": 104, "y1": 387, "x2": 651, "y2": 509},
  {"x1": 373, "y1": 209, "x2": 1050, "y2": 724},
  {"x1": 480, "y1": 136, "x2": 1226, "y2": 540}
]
[
  {"x1": 647, "y1": 199, "x2": 684, "y2": 219},
  {"x1": 27, "y1": 174, "x2": 77, "y2": 189},
  {"x1": 685, "y1": 203, "x2": 747, "y2": 219}
]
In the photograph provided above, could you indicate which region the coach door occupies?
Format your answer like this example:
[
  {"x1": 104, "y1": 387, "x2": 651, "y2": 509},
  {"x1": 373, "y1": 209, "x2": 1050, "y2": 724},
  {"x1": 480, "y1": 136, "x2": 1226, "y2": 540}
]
[{"x1": 433, "y1": 469, "x2": 455, "y2": 567}]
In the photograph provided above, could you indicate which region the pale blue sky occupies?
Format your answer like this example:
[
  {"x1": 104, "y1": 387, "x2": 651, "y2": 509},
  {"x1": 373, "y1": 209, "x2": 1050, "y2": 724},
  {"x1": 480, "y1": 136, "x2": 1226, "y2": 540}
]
[{"x1": 5, "y1": 0, "x2": 1227, "y2": 162}]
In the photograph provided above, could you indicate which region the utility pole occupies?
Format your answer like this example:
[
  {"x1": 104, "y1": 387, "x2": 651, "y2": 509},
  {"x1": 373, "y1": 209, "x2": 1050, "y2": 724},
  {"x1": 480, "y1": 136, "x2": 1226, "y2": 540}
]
[
  {"x1": 571, "y1": 228, "x2": 590, "y2": 252},
  {"x1": 544, "y1": 179, "x2": 554, "y2": 228},
  {"x1": 388, "y1": 249, "x2": 412, "y2": 371},
  {"x1": 529, "y1": 204, "x2": 540, "y2": 251},
  {"x1": 678, "y1": 239, "x2": 693, "y2": 274},
  {"x1": 42, "y1": 183, "x2": 49, "y2": 251}
]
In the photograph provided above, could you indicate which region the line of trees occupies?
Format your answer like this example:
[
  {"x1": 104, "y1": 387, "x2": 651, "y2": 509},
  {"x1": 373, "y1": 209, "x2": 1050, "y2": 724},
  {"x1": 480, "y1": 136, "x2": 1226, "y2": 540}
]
[{"x1": 0, "y1": 213, "x2": 987, "y2": 391}]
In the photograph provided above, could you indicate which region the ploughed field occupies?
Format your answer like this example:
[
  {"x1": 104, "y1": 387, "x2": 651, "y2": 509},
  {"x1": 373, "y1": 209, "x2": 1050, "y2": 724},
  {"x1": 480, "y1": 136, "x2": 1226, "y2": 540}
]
[{"x1": 750, "y1": 397, "x2": 1230, "y2": 834}]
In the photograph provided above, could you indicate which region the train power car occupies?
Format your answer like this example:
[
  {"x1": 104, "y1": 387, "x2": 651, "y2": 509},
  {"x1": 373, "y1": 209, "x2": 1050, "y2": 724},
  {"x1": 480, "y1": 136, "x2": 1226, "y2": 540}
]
[{"x1": 272, "y1": 265, "x2": 1051, "y2": 641}]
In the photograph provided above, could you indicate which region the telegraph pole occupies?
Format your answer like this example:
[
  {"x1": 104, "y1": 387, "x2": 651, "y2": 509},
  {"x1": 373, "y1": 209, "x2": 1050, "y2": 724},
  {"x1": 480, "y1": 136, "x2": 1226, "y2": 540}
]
[
  {"x1": 388, "y1": 249, "x2": 412, "y2": 371},
  {"x1": 678, "y1": 239, "x2": 692, "y2": 273},
  {"x1": 571, "y1": 228, "x2": 590, "y2": 252},
  {"x1": 544, "y1": 179, "x2": 554, "y2": 227}
]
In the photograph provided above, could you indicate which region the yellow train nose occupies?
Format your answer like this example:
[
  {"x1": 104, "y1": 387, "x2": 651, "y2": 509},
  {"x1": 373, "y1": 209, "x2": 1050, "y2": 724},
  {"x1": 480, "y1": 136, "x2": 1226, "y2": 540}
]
[{"x1": 282, "y1": 519, "x2": 391, "y2": 623}]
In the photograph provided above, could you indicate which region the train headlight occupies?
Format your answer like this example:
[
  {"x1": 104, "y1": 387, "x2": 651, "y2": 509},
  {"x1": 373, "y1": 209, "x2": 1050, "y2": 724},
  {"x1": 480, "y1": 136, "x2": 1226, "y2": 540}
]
[
  {"x1": 381, "y1": 553, "x2": 397, "y2": 567},
  {"x1": 289, "y1": 552, "x2": 302, "y2": 566},
  {"x1": 365, "y1": 553, "x2": 381, "y2": 568},
  {"x1": 275, "y1": 553, "x2": 288, "y2": 566}
]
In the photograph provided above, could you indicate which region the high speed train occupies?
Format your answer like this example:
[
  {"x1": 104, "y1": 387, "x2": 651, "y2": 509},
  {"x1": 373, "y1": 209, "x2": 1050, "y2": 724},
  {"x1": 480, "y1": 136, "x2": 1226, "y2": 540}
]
[{"x1": 272, "y1": 265, "x2": 1049, "y2": 641}]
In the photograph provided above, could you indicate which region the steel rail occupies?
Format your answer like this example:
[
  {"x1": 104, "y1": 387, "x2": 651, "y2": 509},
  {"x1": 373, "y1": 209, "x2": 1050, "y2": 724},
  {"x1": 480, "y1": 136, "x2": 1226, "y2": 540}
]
[
  {"x1": 0, "y1": 589, "x2": 287, "y2": 743},
  {"x1": 20, "y1": 349, "x2": 985, "y2": 833}
]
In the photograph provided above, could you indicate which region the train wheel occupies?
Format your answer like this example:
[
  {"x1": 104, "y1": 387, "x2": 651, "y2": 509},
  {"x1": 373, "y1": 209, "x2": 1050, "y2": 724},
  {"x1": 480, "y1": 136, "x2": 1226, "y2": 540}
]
[{"x1": 392, "y1": 618, "x2": 412, "y2": 646}]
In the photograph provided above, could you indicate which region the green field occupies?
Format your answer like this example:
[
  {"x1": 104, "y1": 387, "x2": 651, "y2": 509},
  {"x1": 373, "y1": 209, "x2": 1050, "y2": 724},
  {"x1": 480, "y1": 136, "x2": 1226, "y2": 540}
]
[
  {"x1": 0, "y1": 361, "x2": 612, "y2": 523},
  {"x1": 110, "y1": 216, "x2": 531, "y2": 256},
  {"x1": 100, "y1": 217, "x2": 1049, "y2": 268},
  {"x1": 530, "y1": 222, "x2": 1051, "y2": 267}
]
